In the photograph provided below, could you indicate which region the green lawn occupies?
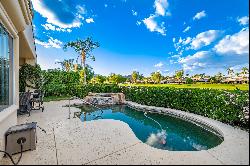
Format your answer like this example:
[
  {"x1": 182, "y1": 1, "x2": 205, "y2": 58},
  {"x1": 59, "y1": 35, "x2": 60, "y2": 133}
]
[{"x1": 120, "y1": 83, "x2": 249, "y2": 91}]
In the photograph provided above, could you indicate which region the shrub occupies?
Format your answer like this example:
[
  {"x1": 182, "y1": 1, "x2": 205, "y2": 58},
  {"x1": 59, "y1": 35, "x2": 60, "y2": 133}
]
[
  {"x1": 19, "y1": 64, "x2": 42, "y2": 92},
  {"x1": 42, "y1": 83, "x2": 121, "y2": 98},
  {"x1": 186, "y1": 78, "x2": 193, "y2": 84},
  {"x1": 121, "y1": 86, "x2": 249, "y2": 128}
]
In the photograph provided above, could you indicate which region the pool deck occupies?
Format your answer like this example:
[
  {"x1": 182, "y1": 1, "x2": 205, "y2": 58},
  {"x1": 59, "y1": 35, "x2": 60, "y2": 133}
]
[{"x1": 0, "y1": 99, "x2": 249, "y2": 165}]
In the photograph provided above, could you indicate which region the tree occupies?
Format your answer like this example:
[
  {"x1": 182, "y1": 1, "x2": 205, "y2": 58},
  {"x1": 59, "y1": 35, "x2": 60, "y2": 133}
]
[
  {"x1": 107, "y1": 73, "x2": 126, "y2": 84},
  {"x1": 241, "y1": 67, "x2": 249, "y2": 75},
  {"x1": 215, "y1": 72, "x2": 223, "y2": 83},
  {"x1": 175, "y1": 70, "x2": 184, "y2": 84},
  {"x1": 200, "y1": 73, "x2": 206, "y2": 79},
  {"x1": 19, "y1": 64, "x2": 42, "y2": 92},
  {"x1": 79, "y1": 64, "x2": 95, "y2": 83},
  {"x1": 143, "y1": 77, "x2": 151, "y2": 84},
  {"x1": 186, "y1": 77, "x2": 193, "y2": 84},
  {"x1": 227, "y1": 67, "x2": 234, "y2": 78},
  {"x1": 91, "y1": 75, "x2": 106, "y2": 84},
  {"x1": 63, "y1": 37, "x2": 100, "y2": 84},
  {"x1": 55, "y1": 59, "x2": 74, "y2": 72},
  {"x1": 209, "y1": 76, "x2": 218, "y2": 83},
  {"x1": 151, "y1": 72, "x2": 162, "y2": 84},
  {"x1": 131, "y1": 71, "x2": 139, "y2": 83}
]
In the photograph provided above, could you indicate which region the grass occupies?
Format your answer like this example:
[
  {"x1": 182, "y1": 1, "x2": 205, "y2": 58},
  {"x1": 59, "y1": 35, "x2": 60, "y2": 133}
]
[
  {"x1": 43, "y1": 95, "x2": 71, "y2": 102},
  {"x1": 120, "y1": 83, "x2": 249, "y2": 91}
]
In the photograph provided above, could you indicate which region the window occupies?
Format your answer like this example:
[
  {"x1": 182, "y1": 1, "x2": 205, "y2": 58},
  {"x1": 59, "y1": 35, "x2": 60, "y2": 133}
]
[{"x1": 0, "y1": 23, "x2": 12, "y2": 111}]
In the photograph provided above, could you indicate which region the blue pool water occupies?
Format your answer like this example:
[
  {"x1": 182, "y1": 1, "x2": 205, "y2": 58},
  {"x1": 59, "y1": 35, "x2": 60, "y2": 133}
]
[{"x1": 76, "y1": 105, "x2": 223, "y2": 151}]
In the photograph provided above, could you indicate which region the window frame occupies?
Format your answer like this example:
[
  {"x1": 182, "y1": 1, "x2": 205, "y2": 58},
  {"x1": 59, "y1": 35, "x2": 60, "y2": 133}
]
[{"x1": 0, "y1": 22, "x2": 14, "y2": 111}]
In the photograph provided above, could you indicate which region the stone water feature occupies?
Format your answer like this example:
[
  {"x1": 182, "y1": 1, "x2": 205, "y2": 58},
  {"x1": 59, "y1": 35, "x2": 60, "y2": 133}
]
[{"x1": 83, "y1": 93, "x2": 125, "y2": 106}]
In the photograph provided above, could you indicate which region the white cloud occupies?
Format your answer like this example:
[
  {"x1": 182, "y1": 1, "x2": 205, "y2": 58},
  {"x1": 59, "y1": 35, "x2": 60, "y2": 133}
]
[
  {"x1": 143, "y1": 15, "x2": 166, "y2": 36},
  {"x1": 136, "y1": 21, "x2": 142, "y2": 26},
  {"x1": 76, "y1": 5, "x2": 86, "y2": 15},
  {"x1": 155, "y1": 62, "x2": 164, "y2": 68},
  {"x1": 179, "y1": 51, "x2": 209, "y2": 64},
  {"x1": 191, "y1": 30, "x2": 221, "y2": 50},
  {"x1": 193, "y1": 10, "x2": 206, "y2": 20},
  {"x1": 42, "y1": 23, "x2": 56, "y2": 31},
  {"x1": 183, "y1": 26, "x2": 191, "y2": 33},
  {"x1": 31, "y1": 0, "x2": 82, "y2": 29},
  {"x1": 178, "y1": 48, "x2": 249, "y2": 72},
  {"x1": 132, "y1": 10, "x2": 138, "y2": 16},
  {"x1": 142, "y1": 0, "x2": 170, "y2": 36},
  {"x1": 183, "y1": 37, "x2": 192, "y2": 45},
  {"x1": 42, "y1": 23, "x2": 72, "y2": 33},
  {"x1": 86, "y1": 18, "x2": 94, "y2": 23},
  {"x1": 77, "y1": 14, "x2": 85, "y2": 20},
  {"x1": 35, "y1": 37, "x2": 63, "y2": 49},
  {"x1": 173, "y1": 30, "x2": 222, "y2": 56},
  {"x1": 214, "y1": 28, "x2": 249, "y2": 55},
  {"x1": 154, "y1": 0, "x2": 170, "y2": 16},
  {"x1": 178, "y1": 51, "x2": 210, "y2": 71},
  {"x1": 171, "y1": 54, "x2": 181, "y2": 58},
  {"x1": 237, "y1": 16, "x2": 249, "y2": 26}
]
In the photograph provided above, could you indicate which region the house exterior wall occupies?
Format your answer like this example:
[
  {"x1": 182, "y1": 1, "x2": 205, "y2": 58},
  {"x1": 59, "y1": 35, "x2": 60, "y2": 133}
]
[{"x1": 0, "y1": 0, "x2": 36, "y2": 159}]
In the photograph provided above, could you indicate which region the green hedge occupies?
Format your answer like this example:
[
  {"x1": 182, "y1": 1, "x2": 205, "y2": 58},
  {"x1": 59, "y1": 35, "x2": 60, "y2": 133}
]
[
  {"x1": 121, "y1": 86, "x2": 249, "y2": 128},
  {"x1": 42, "y1": 83, "x2": 121, "y2": 98},
  {"x1": 42, "y1": 84, "x2": 249, "y2": 128}
]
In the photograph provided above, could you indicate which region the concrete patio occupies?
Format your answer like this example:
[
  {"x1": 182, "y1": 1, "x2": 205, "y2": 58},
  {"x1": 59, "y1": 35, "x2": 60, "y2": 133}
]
[{"x1": 0, "y1": 100, "x2": 249, "y2": 165}]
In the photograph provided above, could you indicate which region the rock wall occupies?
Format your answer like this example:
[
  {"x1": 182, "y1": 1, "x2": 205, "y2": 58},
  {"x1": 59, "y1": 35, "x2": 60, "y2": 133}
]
[{"x1": 84, "y1": 93, "x2": 125, "y2": 106}]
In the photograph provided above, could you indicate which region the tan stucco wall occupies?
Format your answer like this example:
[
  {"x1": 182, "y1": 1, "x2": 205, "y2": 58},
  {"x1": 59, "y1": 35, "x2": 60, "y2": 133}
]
[
  {"x1": 0, "y1": 106, "x2": 18, "y2": 158},
  {"x1": 0, "y1": 0, "x2": 36, "y2": 159}
]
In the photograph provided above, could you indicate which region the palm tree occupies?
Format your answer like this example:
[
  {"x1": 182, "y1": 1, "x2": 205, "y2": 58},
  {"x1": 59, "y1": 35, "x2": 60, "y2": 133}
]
[
  {"x1": 241, "y1": 67, "x2": 249, "y2": 75},
  {"x1": 63, "y1": 37, "x2": 100, "y2": 84},
  {"x1": 216, "y1": 72, "x2": 223, "y2": 82},
  {"x1": 131, "y1": 71, "x2": 139, "y2": 83},
  {"x1": 227, "y1": 68, "x2": 234, "y2": 78},
  {"x1": 200, "y1": 73, "x2": 205, "y2": 79}
]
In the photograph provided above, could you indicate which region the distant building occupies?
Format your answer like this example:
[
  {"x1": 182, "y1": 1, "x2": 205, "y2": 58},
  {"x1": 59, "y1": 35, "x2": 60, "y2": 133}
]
[
  {"x1": 191, "y1": 76, "x2": 210, "y2": 83},
  {"x1": 222, "y1": 74, "x2": 249, "y2": 84}
]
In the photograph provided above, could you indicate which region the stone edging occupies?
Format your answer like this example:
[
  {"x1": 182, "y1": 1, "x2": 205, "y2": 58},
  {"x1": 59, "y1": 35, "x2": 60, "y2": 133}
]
[{"x1": 125, "y1": 101, "x2": 224, "y2": 140}]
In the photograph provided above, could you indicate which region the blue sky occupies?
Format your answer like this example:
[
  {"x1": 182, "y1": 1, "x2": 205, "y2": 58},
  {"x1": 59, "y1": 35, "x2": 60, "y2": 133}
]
[{"x1": 32, "y1": 0, "x2": 249, "y2": 76}]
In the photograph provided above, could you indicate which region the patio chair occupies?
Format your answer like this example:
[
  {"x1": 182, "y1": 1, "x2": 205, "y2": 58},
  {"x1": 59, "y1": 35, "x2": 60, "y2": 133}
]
[
  {"x1": 18, "y1": 91, "x2": 32, "y2": 116},
  {"x1": 30, "y1": 89, "x2": 44, "y2": 112}
]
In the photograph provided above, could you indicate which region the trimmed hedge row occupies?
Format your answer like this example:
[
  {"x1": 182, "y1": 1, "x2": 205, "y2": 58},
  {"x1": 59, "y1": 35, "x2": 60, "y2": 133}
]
[
  {"x1": 122, "y1": 86, "x2": 249, "y2": 128},
  {"x1": 42, "y1": 83, "x2": 121, "y2": 98},
  {"x1": 42, "y1": 84, "x2": 249, "y2": 128}
]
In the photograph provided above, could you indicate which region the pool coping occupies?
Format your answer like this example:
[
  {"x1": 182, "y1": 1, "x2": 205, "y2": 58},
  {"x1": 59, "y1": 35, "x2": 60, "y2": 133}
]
[{"x1": 124, "y1": 100, "x2": 249, "y2": 165}]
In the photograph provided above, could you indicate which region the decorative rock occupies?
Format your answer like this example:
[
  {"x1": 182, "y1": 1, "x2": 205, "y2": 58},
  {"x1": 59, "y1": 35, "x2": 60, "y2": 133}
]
[{"x1": 84, "y1": 93, "x2": 125, "y2": 106}]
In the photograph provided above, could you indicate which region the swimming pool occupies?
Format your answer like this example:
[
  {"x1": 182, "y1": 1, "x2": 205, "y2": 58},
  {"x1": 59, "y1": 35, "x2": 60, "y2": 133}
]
[{"x1": 75, "y1": 105, "x2": 223, "y2": 151}]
